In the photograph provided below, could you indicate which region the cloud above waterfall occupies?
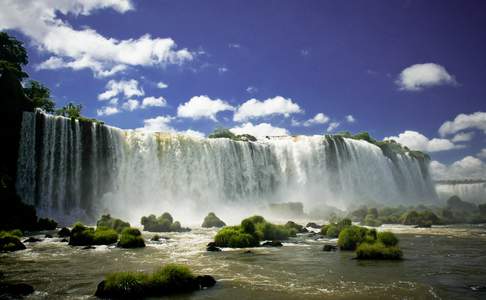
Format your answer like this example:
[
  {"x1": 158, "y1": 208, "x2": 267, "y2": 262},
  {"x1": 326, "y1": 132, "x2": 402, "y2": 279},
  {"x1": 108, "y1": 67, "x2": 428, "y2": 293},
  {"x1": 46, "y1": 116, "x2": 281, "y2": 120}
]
[
  {"x1": 384, "y1": 130, "x2": 462, "y2": 152},
  {"x1": 98, "y1": 79, "x2": 144, "y2": 101},
  {"x1": 326, "y1": 122, "x2": 340, "y2": 132},
  {"x1": 438, "y1": 112, "x2": 486, "y2": 137},
  {"x1": 395, "y1": 63, "x2": 457, "y2": 91},
  {"x1": 430, "y1": 157, "x2": 486, "y2": 180},
  {"x1": 233, "y1": 96, "x2": 302, "y2": 122},
  {"x1": 96, "y1": 106, "x2": 120, "y2": 116},
  {"x1": 177, "y1": 95, "x2": 234, "y2": 121},
  {"x1": 230, "y1": 122, "x2": 289, "y2": 138},
  {"x1": 0, "y1": 0, "x2": 194, "y2": 77},
  {"x1": 137, "y1": 115, "x2": 204, "y2": 138}
]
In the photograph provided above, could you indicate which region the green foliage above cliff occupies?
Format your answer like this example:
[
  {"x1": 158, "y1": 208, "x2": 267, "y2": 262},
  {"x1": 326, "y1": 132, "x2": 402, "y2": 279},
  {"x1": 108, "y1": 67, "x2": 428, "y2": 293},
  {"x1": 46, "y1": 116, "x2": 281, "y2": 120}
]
[
  {"x1": 208, "y1": 128, "x2": 257, "y2": 142},
  {"x1": 23, "y1": 81, "x2": 55, "y2": 113}
]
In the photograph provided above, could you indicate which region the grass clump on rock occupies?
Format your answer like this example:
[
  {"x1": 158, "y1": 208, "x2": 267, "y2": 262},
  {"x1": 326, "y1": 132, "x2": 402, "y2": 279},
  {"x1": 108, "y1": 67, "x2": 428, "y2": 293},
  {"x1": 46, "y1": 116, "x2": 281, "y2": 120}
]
[
  {"x1": 96, "y1": 214, "x2": 130, "y2": 233},
  {"x1": 69, "y1": 223, "x2": 95, "y2": 246},
  {"x1": 320, "y1": 218, "x2": 352, "y2": 238},
  {"x1": 0, "y1": 230, "x2": 25, "y2": 252},
  {"x1": 356, "y1": 242, "x2": 402, "y2": 260},
  {"x1": 93, "y1": 227, "x2": 118, "y2": 245},
  {"x1": 95, "y1": 264, "x2": 216, "y2": 298},
  {"x1": 213, "y1": 215, "x2": 296, "y2": 248},
  {"x1": 202, "y1": 212, "x2": 226, "y2": 228},
  {"x1": 141, "y1": 212, "x2": 190, "y2": 232},
  {"x1": 117, "y1": 227, "x2": 145, "y2": 248}
]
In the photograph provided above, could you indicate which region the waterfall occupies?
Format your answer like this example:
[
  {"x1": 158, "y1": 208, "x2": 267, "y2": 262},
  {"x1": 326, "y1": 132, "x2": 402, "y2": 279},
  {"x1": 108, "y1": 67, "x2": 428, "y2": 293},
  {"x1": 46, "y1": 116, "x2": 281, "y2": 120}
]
[
  {"x1": 436, "y1": 182, "x2": 486, "y2": 204},
  {"x1": 16, "y1": 111, "x2": 438, "y2": 224}
]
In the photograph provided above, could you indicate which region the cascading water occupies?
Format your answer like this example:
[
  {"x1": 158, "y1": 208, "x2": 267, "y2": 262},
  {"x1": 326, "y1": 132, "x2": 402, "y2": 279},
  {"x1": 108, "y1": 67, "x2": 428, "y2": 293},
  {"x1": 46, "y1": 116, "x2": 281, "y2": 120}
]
[
  {"x1": 435, "y1": 182, "x2": 486, "y2": 204},
  {"x1": 16, "y1": 111, "x2": 438, "y2": 224}
]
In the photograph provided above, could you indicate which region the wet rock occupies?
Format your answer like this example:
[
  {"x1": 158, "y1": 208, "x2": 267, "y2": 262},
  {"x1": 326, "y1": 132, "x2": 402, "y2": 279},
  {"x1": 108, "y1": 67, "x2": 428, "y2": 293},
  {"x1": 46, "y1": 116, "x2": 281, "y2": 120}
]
[
  {"x1": 58, "y1": 227, "x2": 70, "y2": 237},
  {"x1": 151, "y1": 234, "x2": 161, "y2": 241},
  {"x1": 23, "y1": 237, "x2": 42, "y2": 243},
  {"x1": 44, "y1": 234, "x2": 53, "y2": 238},
  {"x1": 414, "y1": 224, "x2": 432, "y2": 228},
  {"x1": 0, "y1": 282, "x2": 34, "y2": 297},
  {"x1": 306, "y1": 222, "x2": 321, "y2": 229},
  {"x1": 0, "y1": 236, "x2": 26, "y2": 252},
  {"x1": 196, "y1": 275, "x2": 216, "y2": 289},
  {"x1": 206, "y1": 242, "x2": 222, "y2": 252},
  {"x1": 60, "y1": 238, "x2": 69, "y2": 243},
  {"x1": 468, "y1": 285, "x2": 486, "y2": 291},
  {"x1": 322, "y1": 244, "x2": 338, "y2": 251},
  {"x1": 244, "y1": 250, "x2": 253, "y2": 254},
  {"x1": 81, "y1": 245, "x2": 96, "y2": 250},
  {"x1": 262, "y1": 240, "x2": 283, "y2": 247}
]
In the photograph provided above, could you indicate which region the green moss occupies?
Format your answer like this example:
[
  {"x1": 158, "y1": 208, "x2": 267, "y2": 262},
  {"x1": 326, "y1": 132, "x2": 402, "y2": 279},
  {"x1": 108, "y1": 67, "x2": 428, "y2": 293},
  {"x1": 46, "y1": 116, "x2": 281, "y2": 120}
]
[
  {"x1": 0, "y1": 230, "x2": 26, "y2": 252},
  {"x1": 96, "y1": 214, "x2": 130, "y2": 233},
  {"x1": 377, "y1": 231, "x2": 399, "y2": 247},
  {"x1": 213, "y1": 226, "x2": 259, "y2": 248},
  {"x1": 69, "y1": 222, "x2": 95, "y2": 246},
  {"x1": 321, "y1": 218, "x2": 352, "y2": 238},
  {"x1": 118, "y1": 227, "x2": 145, "y2": 248},
  {"x1": 202, "y1": 212, "x2": 226, "y2": 228},
  {"x1": 356, "y1": 242, "x2": 402, "y2": 260},
  {"x1": 141, "y1": 213, "x2": 190, "y2": 232},
  {"x1": 93, "y1": 227, "x2": 118, "y2": 245},
  {"x1": 101, "y1": 271, "x2": 148, "y2": 298},
  {"x1": 337, "y1": 225, "x2": 372, "y2": 250}
]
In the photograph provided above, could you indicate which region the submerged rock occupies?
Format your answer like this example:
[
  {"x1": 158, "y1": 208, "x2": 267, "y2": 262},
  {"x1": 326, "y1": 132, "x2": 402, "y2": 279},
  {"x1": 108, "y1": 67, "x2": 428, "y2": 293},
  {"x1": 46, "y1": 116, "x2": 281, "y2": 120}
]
[
  {"x1": 82, "y1": 245, "x2": 96, "y2": 250},
  {"x1": 0, "y1": 282, "x2": 34, "y2": 297},
  {"x1": 196, "y1": 275, "x2": 216, "y2": 289},
  {"x1": 206, "y1": 242, "x2": 222, "y2": 252},
  {"x1": 262, "y1": 240, "x2": 283, "y2": 247},
  {"x1": 23, "y1": 237, "x2": 42, "y2": 243},
  {"x1": 44, "y1": 234, "x2": 53, "y2": 238},
  {"x1": 0, "y1": 235, "x2": 26, "y2": 252},
  {"x1": 306, "y1": 222, "x2": 321, "y2": 229},
  {"x1": 322, "y1": 244, "x2": 337, "y2": 251},
  {"x1": 60, "y1": 238, "x2": 69, "y2": 243},
  {"x1": 58, "y1": 227, "x2": 70, "y2": 237}
]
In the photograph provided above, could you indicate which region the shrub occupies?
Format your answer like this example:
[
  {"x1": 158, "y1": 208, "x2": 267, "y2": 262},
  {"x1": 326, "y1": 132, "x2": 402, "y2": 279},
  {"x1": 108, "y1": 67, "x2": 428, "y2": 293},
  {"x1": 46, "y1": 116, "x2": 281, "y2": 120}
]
[
  {"x1": 96, "y1": 214, "x2": 130, "y2": 233},
  {"x1": 141, "y1": 213, "x2": 190, "y2": 232},
  {"x1": 356, "y1": 242, "x2": 402, "y2": 260},
  {"x1": 400, "y1": 210, "x2": 441, "y2": 226},
  {"x1": 241, "y1": 219, "x2": 256, "y2": 234},
  {"x1": 118, "y1": 227, "x2": 145, "y2": 248},
  {"x1": 378, "y1": 231, "x2": 399, "y2": 247},
  {"x1": 364, "y1": 214, "x2": 382, "y2": 227},
  {"x1": 214, "y1": 226, "x2": 258, "y2": 248},
  {"x1": 337, "y1": 225, "x2": 370, "y2": 250},
  {"x1": 284, "y1": 221, "x2": 305, "y2": 233},
  {"x1": 93, "y1": 227, "x2": 118, "y2": 245},
  {"x1": 201, "y1": 212, "x2": 226, "y2": 228},
  {"x1": 69, "y1": 223, "x2": 94, "y2": 246},
  {"x1": 100, "y1": 271, "x2": 148, "y2": 299},
  {"x1": 37, "y1": 218, "x2": 57, "y2": 230},
  {"x1": 321, "y1": 218, "x2": 352, "y2": 238},
  {"x1": 149, "y1": 264, "x2": 197, "y2": 293}
]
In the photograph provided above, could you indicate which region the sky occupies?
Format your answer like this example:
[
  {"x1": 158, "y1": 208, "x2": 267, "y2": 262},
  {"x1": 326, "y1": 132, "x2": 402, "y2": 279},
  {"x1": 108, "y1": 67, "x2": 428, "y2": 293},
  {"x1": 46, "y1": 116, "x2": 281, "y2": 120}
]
[{"x1": 1, "y1": 0, "x2": 486, "y2": 179}]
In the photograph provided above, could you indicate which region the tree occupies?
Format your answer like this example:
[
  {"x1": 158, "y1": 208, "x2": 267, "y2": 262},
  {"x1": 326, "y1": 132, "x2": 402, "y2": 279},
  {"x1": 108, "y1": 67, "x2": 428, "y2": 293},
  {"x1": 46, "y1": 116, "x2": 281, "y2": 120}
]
[
  {"x1": 0, "y1": 32, "x2": 28, "y2": 80},
  {"x1": 23, "y1": 81, "x2": 55, "y2": 112},
  {"x1": 56, "y1": 102, "x2": 82, "y2": 119}
]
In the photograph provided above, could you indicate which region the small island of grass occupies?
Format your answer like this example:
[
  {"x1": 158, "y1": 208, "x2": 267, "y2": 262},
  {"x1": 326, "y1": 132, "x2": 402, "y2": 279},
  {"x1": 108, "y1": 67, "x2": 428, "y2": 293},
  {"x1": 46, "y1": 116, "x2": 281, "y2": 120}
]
[
  {"x1": 141, "y1": 212, "x2": 190, "y2": 233},
  {"x1": 202, "y1": 212, "x2": 226, "y2": 228}
]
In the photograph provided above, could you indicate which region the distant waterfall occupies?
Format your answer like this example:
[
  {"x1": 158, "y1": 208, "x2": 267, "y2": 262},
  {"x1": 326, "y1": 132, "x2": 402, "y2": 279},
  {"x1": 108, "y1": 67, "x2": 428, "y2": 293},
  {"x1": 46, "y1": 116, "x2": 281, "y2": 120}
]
[
  {"x1": 16, "y1": 111, "x2": 438, "y2": 224},
  {"x1": 436, "y1": 182, "x2": 486, "y2": 204}
]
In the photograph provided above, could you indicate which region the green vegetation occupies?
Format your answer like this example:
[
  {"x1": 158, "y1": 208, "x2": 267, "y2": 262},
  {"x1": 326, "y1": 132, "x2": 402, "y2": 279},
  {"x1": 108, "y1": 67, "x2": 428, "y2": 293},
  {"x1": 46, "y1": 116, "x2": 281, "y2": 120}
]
[
  {"x1": 213, "y1": 215, "x2": 296, "y2": 248},
  {"x1": 208, "y1": 128, "x2": 257, "y2": 142},
  {"x1": 320, "y1": 218, "x2": 352, "y2": 238},
  {"x1": 0, "y1": 230, "x2": 26, "y2": 252},
  {"x1": 69, "y1": 223, "x2": 95, "y2": 246},
  {"x1": 96, "y1": 214, "x2": 130, "y2": 233},
  {"x1": 337, "y1": 225, "x2": 376, "y2": 250},
  {"x1": 37, "y1": 218, "x2": 57, "y2": 230},
  {"x1": 117, "y1": 227, "x2": 145, "y2": 248},
  {"x1": 202, "y1": 212, "x2": 226, "y2": 228},
  {"x1": 400, "y1": 210, "x2": 441, "y2": 227},
  {"x1": 141, "y1": 212, "x2": 190, "y2": 232},
  {"x1": 356, "y1": 242, "x2": 403, "y2": 260},
  {"x1": 93, "y1": 227, "x2": 118, "y2": 245},
  {"x1": 23, "y1": 80, "x2": 55, "y2": 112},
  {"x1": 284, "y1": 221, "x2": 307, "y2": 233},
  {"x1": 95, "y1": 264, "x2": 215, "y2": 298}
]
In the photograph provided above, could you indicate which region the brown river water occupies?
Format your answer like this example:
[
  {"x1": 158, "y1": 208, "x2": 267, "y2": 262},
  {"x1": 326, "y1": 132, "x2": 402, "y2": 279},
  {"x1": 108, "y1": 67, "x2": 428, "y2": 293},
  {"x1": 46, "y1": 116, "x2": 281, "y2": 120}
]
[{"x1": 1, "y1": 224, "x2": 486, "y2": 299}]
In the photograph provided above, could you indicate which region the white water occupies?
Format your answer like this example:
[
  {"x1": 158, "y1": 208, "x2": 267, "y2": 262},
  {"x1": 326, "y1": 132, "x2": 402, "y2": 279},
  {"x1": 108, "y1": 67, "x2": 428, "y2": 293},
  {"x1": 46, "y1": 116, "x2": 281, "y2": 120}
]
[
  {"x1": 436, "y1": 183, "x2": 486, "y2": 204},
  {"x1": 16, "y1": 111, "x2": 438, "y2": 224}
]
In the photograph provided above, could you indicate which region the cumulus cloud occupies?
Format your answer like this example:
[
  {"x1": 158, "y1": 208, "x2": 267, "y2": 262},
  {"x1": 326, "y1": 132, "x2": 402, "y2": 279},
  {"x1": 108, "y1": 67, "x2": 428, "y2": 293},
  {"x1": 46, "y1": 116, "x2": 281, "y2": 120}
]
[
  {"x1": 395, "y1": 63, "x2": 457, "y2": 91},
  {"x1": 345, "y1": 115, "x2": 356, "y2": 123},
  {"x1": 303, "y1": 113, "x2": 329, "y2": 127},
  {"x1": 218, "y1": 67, "x2": 228, "y2": 74},
  {"x1": 326, "y1": 122, "x2": 340, "y2": 132},
  {"x1": 430, "y1": 157, "x2": 486, "y2": 180},
  {"x1": 141, "y1": 96, "x2": 166, "y2": 108},
  {"x1": 157, "y1": 82, "x2": 168, "y2": 89},
  {"x1": 233, "y1": 96, "x2": 302, "y2": 122},
  {"x1": 96, "y1": 106, "x2": 120, "y2": 116},
  {"x1": 384, "y1": 130, "x2": 461, "y2": 152},
  {"x1": 0, "y1": 0, "x2": 193, "y2": 77},
  {"x1": 121, "y1": 99, "x2": 139, "y2": 111},
  {"x1": 137, "y1": 115, "x2": 204, "y2": 138},
  {"x1": 98, "y1": 79, "x2": 144, "y2": 100},
  {"x1": 478, "y1": 148, "x2": 486, "y2": 159},
  {"x1": 177, "y1": 95, "x2": 234, "y2": 121},
  {"x1": 451, "y1": 132, "x2": 474, "y2": 143},
  {"x1": 438, "y1": 112, "x2": 486, "y2": 137},
  {"x1": 246, "y1": 86, "x2": 258, "y2": 94},
  {"x1": 230, "y1": 122, "x2": 289, "y2": 138}
]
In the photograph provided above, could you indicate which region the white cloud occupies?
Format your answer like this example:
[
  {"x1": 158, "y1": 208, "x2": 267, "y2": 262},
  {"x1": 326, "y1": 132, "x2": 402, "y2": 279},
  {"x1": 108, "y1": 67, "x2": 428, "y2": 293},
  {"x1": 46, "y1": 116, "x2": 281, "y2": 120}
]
[
  {"x1": 177, "y1": 95, "x2": 234, "y2": 121},
  {"x1": 451, "y1": 132, "x2": 474, "y2": 143},
  {"x1": 98, "y1": 79, "x2": 144, "y2": 100},
  {"x1": 218, "y1": 67, "x2": 228, "y2": 74},
  {"x1": 157, "y1": 82, "x2": 168, "y2": 89},
  {"x1": 478, "y1": 149, "x2": 486, "y2": 159},
  {"x1": 326, "y1": 122, "x2": 340, "y2": 132},
  {"x1": 230, "y1": 122, "x2": 289, "y2": 138},
  {"x1": 300, "y1": 49, "x2": 310, "y2": 56},
  {"x1": 96, "y1": 106, "x2": 120, "y2": 116},
  {"x1": 234, "y1": 96, "x2": 302, "y2": 122},
  {"x1": 141, "y1": 96, "x2": 166, "y2": 108},
  {"x1": 108, "y1": 98, "x2": 119, "y2": 105},
  {"x1": 121, "y1": 99, "x2": 139, "y2": 111},
  {"x1": 395, "y1": 63, "x2": 456, "y2": 91},
  {"x1": 246, "y1": 86, "x2": 258, "y2": 94},
  {"x1": 431, "y1": 156, "x2": 486, "y2": 180},
  {"x1": 228, "y1": 43, "x2": 241, "y2": 48},
  {"x1": 438, "y1": 112, "x2": 486, "y2": 137},
  {"x1": 0, "y1": 0, "x2": 193, "y2": 77},
  {"x1": 137, "y1": 115, "x2": 204, "y2": 138},
  {"x1": 384, "y1": 130, "x2": 461, "y2": 152},
  {"x1": 303, "y1": 113, "x2": 330, "y2": 127},
  {"x1": 345, "y1": 115, "x2": 356, "y2": 123},
  {"x1": 181, "y1": 129, "x2": 205, "y2": 138}
]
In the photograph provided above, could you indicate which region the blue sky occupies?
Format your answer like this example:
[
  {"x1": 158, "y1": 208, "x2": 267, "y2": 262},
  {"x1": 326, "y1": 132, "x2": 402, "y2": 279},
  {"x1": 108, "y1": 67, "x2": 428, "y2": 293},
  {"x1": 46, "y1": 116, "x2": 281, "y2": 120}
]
[{"x1": 1, "y1": 0, "x2": 486, "y2": 179}]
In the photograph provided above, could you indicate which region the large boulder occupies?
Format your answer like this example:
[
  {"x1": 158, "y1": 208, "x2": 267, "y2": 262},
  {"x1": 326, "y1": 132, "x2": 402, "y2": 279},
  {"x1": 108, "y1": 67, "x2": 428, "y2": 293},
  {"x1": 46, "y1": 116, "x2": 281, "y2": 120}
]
[
  {"x1": 0, "y1": 282, "x2": 34, "y2": 297},
  {"x1": 202, "y1": 212, "x2": 226, "y2": 228},
  {"x1": 206, "y1": 242, "x2": 222, "y2": 252},
  {"x1": 261, "y1": 240, "x2": 283, "y2": 247}
]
